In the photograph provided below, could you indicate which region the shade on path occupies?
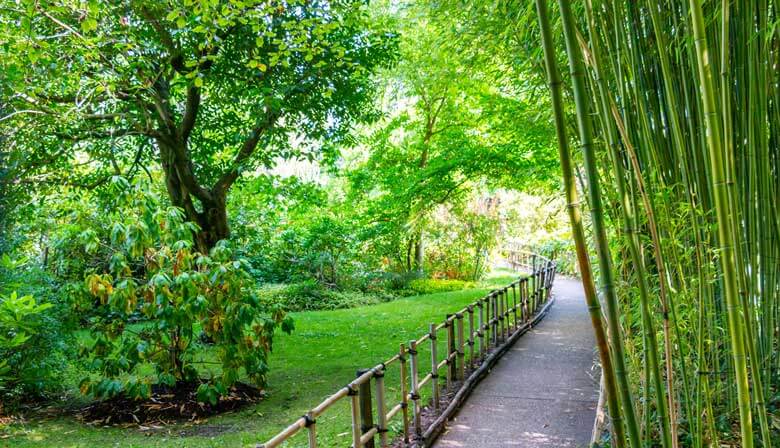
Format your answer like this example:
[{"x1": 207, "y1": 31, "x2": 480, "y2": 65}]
[{"x1": 433, "y1": 276, "x2": 599, "y2": 447}]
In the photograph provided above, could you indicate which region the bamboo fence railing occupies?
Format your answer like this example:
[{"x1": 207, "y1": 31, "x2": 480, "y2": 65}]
[{"x1": 258, "y1": 249, "x2": 557, "y2": 448}]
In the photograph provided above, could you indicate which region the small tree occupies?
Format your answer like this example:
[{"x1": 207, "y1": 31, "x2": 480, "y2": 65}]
[{"x1": 77, "y1": 178, "x2": 291, "y2": 403}]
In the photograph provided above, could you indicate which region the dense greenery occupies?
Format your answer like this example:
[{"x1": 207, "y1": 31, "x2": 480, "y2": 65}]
[
  {"x1": 4, "y1": 0, "x2": 776, "y2": 447},
  {"x1": 0, "y1": 0, "x2": 561, "y2": 420},
  {"x1": 530, "y1": 1, "x2": 780, "y2": 447}
]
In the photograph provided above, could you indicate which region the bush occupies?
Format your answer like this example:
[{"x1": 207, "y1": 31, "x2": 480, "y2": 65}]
[
  {"x1": 531, "y1": 239, "x2": 577, "y2": 276},
  {"x1": 0, "y1": 291, "x2": 56, "y2": 402},
  {"x1": 258, "y1": 280, "x2": 396, "y2": 312},
  {"x1": 75, "y1": 178, "x2": 293, "y2": 404},
  {"x1": 407, "y1": 278, "x2": 475, "y2": 295},
  {"x1": 0, "y1": 255, "x2": 69, "y2": 403}
]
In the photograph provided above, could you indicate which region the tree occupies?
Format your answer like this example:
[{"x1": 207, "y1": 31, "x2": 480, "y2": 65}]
[
  {"x1": 346, "y1": 10, "x2": 557, "y2": 275},
  {"x1": 1, "y1": 0, "x2": 397, "y2": 251}
]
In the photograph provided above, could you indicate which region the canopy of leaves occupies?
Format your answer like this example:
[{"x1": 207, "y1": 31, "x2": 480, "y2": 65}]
[{"x1": 1, "y1": 0, "x2": 398, "y2": 250}]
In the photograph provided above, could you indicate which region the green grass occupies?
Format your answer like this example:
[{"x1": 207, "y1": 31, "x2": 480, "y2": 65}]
[{"x1": 2, "y1": 272, "x2": 520, "y2": 448}]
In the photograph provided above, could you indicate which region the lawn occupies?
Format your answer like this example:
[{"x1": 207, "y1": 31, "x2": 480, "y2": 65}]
[{"x1": 3, "y1": 272, "x2": 520, "y2": 448}]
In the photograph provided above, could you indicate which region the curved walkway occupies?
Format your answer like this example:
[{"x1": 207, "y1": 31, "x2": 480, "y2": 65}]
[{"x1": 433, "y1": 276, "x2": 599, "y2": 448}]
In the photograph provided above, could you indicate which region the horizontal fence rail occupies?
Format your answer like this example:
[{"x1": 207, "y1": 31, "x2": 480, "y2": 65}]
[{"x1": 258, "y1": 250, "x2": 557, "y2": 448}]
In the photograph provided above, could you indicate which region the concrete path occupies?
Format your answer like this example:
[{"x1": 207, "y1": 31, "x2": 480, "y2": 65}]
[{"x1": 433, "y1": 277, "x2": 599, "y2": 448}]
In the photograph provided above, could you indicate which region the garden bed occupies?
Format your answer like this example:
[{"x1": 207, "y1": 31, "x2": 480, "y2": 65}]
[{"x1": 77, "y1": 382, "x2": 264, "y2": 426}]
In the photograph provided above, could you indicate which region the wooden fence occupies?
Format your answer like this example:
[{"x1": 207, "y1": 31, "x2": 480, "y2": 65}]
[{"x1": 258, "y1": 250, "x2": 557, "y2": 448}]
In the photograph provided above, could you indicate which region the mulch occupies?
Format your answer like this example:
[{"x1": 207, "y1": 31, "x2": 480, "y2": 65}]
[{"x1": 76, "y1": 382, "x2": 264, "y2": 426}]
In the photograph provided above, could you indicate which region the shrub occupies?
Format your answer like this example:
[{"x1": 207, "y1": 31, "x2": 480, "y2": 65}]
[
  {"x1": 76, "y1": 178, "x2": 293, "y2": 404},
  {"x1": 407, "y1": 278, "x2": 475, "y2": 295},
  {"x1": 0, "y1": 291, "x2": 54, "y2": 400},
  {"x1": 258, "y1": 280, "x2": 395, "y2": 312},
  {"x1": 0, "y1": 255, "x2": 69, "y2": 403},
  {"x1": 531, "y1": 239, "x2": 577, "y2": 276}
]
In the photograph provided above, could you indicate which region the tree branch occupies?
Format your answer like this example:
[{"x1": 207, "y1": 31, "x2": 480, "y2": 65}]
[
  {"x1": 180, "y1": 86, "x2": 200, "y2": 141},
  {"x1": 212, "y1": 107, "x2": 281, "y2": 194}
]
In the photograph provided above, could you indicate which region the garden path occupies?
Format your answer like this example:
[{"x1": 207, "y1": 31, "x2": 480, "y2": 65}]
[{"x1": 433, "y1": 276, "x2": 599, "y2": 448}]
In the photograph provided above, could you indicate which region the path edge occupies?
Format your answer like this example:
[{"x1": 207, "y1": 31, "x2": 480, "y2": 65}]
[{"x1": 420, "y1": 295, "x2": 557, "y2": 447}]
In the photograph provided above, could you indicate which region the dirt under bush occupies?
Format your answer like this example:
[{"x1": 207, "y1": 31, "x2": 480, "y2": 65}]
[{"x1": 76, "y1": 382, "x2": 264, "y2": 426}]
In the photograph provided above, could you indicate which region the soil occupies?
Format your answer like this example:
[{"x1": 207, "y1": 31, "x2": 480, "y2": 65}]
[{"x1": 76, "y1": 382, "x2": 264, "y2": 426}]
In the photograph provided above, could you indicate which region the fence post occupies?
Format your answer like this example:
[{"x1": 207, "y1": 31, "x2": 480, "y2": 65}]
[
  {"x1": 357, "y1": 369, "x2": 375, "y2": 448},
  {"x1": 537, "y1": 269, "x2": 543, "y2": 308},
  {"x1": 504, "y1": 288, "x2": 511, "y2": 337},
  {"x1": 374, "y1": 369, "x2": 388, "y2": 448},
  {"x1": 549, "y1": 264, "x2": 556, "y2": 300},
  {"x1": 500, "y1": 289, "x2": 507, "y2": 340},
  {"x1": 492, "y1": 293, "x2": 499, "y2": 346},
  {"x1": 467, "y1": 305, "x2": 475, "y2": 367},
  {"x1": 399, "y1": 343, "x2": 410, "y2": 444},
  {"x1": 495, "y1": 291, "x2": 502, "y2": 343},
  {"x1": 456, "y1": 313, "x2": 465, "y2": 380},
  {"x1": 477, "y1": 301, "x2": 485, "y2": 359},
  {"x1": 408, "y1": 339, "x2": 422, "y2": 439},
  {"x1": 429, "y1": 323, "x2": 440, "y2": 410},
  {"x1": 446, "y1": 315, "x2": 456, "y2": 387},
  {"x1": 512, "y1": 283, "x2": 518, "y2": 330},
  {"x1": 349, "y1": 384, "x2": 362, "y2": 448},
  {"x1": 305, "y1": 411, "x2": 317, "y2": 448},
  {"x1": 522, "y1": 278, "x2": 529, "y2": 322}
]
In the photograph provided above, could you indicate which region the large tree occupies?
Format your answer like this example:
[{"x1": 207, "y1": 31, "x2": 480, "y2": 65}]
[
  {"x1": 347, "y1": 12, "x2": 557, "y2": 274},
  {"x1": 1, "y1": 0, "x2": 396, "y2": 251}
]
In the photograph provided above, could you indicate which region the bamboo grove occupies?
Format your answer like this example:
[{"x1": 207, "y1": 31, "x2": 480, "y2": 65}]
[{"x1": 534, "y1": 1, "x2": 780, "y2": 447}]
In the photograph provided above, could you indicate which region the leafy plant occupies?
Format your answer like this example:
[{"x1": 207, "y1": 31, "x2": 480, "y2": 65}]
[
  {"x1": 0, "y1": 291, "x2": 53, "y2": 392},
  {"x1": 77, "y1": 178, "x2": 292, "y2": 403}
]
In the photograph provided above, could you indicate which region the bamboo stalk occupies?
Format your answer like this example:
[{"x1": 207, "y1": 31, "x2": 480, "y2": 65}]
[
  {"x1": 688, "y1": 1, "x2": 754, "y2": 446},
  {"x1": 556, "y1": 1, "x2": 641, "y2": 445},
  {"x1": 533, "y1": 1, "x2": 629, "y2": 446}
]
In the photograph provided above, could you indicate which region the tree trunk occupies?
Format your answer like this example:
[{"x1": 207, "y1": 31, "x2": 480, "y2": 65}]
[
  {"x1": 413, "y1": 230, "x2": 424, "y2": 275},
  {"x1": 159, "y1": 141, "x2": 230, "y2": 254}
]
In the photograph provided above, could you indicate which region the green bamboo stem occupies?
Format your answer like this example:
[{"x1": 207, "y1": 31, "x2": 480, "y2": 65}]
[
  {"x1": 532, "y1": 2, "x2": 627, "y2": 447},
  {"x1": 580, "y1": 3, "x2": 674, "y2": 446},
  {"x1": 555, "y1": 1, "x2": 641, "y2": 446},
  {"x1": 688, "y1": 1, "x2": 754, "y2": 446}
]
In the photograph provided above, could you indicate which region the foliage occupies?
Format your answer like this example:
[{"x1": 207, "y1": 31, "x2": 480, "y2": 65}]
[
  {"x1": 424, "y1": 203, "x2": 501, "y2": 280},
  {"x1": 3, "y1": 285, "x2": 496, "y2": 447},
  {"x1": 407, "y1": 278, "x2": 475, "y2": 296},
  {"x1": 0, "y1": 291, "x2": 54, "y2": 397},
  {"x1": 75, "y1": 178, "x2": 292, "y2": 403},
  {"x1": 2, "y1": 0, "x2": 398, "y2": 251},
  {"x1": 343, "y1": 6, "x2": 557, "y2": 276},
  {"x1": 258, "y1": 280, "x2": 395, "y2": 312},
  {"x1": 0, "y1": 255, "x2": 69, "y2": 402}
]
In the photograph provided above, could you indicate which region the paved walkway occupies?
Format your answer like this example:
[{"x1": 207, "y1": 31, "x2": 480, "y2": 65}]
[{"x1": 433, "y1": 277, "x2": 599, "y2": 448}]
